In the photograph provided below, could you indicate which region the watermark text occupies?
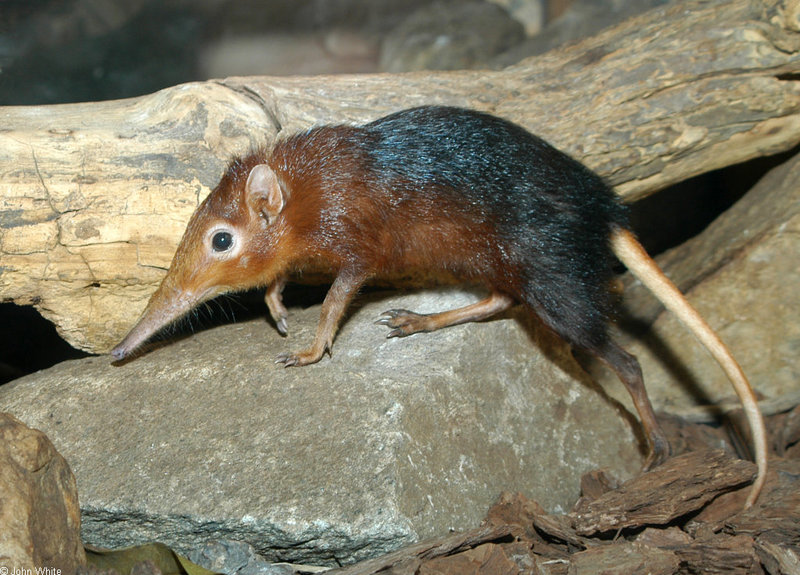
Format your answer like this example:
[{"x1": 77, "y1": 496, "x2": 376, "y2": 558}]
[{"x1": 0, "y1": 567, "x2": 62, "y2": 575}]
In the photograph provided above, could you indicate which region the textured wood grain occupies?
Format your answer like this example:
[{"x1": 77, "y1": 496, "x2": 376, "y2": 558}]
[
  {"x1": 326, "y1": 524, "x2": 514, "y2": 575},
  {"x1": 571, "y1": 450, "x2": 757, "y2": 536},
  {"x1": 2, "y1": 0, "x2": 800, "y2": 352}
]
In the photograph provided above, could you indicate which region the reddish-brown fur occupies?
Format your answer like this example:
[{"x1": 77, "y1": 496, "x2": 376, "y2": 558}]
[
  {"x1": 269, "y1": 127, "x2": 499, "y2": 284},
  {"x1": 113, "y1": 107, "x2": 766, "y2": 507}
]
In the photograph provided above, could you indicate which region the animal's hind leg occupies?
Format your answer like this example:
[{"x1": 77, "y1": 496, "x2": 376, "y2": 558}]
[
  {"x1": 376, "y1": 291, "x2": 514, "y2": 338},
  {"x1": 591, "y1": 338, "x2": 671, "y2": 469}
]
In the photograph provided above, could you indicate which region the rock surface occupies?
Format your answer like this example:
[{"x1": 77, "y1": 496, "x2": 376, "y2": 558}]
[
  {"x1": 0, "y1": 412, "x2": 85, "y2": 573},
  {"x1": 378, "y1": 1, "x2": 525, "y2": 72},
  {"x1": 493, "y1": 0, "x2": 668, "y2": 64},
  {"x1": 595, "y1": 152, "x2": 800, "y2": 420},
  {"x1": 188, "y1": 539, "x2": 294, "y2": 575},
  {"x1": 0, "y1": 288, "x2": 641, "y2": 566}
]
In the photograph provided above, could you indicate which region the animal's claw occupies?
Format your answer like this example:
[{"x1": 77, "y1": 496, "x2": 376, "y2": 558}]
[
  {"x1": 376, "y1": 309, "x2": 404, "y2": 324},
  {"x1": 276, "y1": 317, "x2": 289, "y2": 337},
  {"x1": 275, "y1": 352, "x2": 299, "y2": 367},
  {"x1": 275, "y1": 346, "x2": 327, "y2": 367}
]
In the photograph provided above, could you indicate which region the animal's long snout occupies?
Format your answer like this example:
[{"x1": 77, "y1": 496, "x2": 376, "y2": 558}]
[
  {"x1": 111, "y1": 310, "x2": 169, "y2": 361},
  {"x1": 111, "y1": 286, "x2": 200, "y2": 361},
  {"x1": 111, "y1": 325, "x2": 149, "y2": 360}
]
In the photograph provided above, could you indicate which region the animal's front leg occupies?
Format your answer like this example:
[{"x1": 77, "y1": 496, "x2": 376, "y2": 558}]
[
  {"x1": 276, "y1": 269, "x2": 367, "y2": 367},
  {"x1": 265, "y1": 275, "x2": 289, "y2": 335}
]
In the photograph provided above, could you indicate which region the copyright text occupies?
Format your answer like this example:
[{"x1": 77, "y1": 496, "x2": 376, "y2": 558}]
[{"x1": 0, "y1": 567, "x2": 62, "y2": 575}]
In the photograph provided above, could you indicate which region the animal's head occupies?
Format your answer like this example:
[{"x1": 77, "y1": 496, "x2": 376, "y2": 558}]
[{"x1": 111, "y1": 154, "x2": 289, "y2": 360}]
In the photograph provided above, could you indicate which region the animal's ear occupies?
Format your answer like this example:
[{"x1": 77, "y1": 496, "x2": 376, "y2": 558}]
[{"x1": 245, "y1": 164, "x2": 285, "y2": 221}]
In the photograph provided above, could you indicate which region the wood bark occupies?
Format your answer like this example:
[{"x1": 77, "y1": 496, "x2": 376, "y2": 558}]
[
  {"x1": 319, "y1": 446, "x2": 800, "y2": 575},
  {"x1": 2, "y1": 0, "x2": 800, "y2": 353},
  {"x1": 570, "y1": 450, "x2": 756, "y2": 536}
]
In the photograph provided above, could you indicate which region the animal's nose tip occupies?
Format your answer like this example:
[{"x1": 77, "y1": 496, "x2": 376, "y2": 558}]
[{"x1": 110, "y1": 345, "x2": 127, "y2": 361}]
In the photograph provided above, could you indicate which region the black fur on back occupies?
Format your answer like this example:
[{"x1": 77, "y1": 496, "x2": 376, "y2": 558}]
[{"x1": 361, "y1": 106, "x2": 629, "y2": 351}]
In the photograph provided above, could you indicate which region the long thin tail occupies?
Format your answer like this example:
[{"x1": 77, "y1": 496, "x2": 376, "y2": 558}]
[{"x1": 610, "y1": 227, "x2": 767, "y2": 507}]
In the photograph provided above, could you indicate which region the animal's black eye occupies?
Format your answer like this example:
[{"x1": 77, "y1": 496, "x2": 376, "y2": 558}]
[{"x1": 212, "y1": 231, "x2": 233, "y2": 252}]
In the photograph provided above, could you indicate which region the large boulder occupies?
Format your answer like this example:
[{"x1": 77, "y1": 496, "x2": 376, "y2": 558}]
[{"x1": 0, "y1": 288, "x2": 641, "y2": 566}]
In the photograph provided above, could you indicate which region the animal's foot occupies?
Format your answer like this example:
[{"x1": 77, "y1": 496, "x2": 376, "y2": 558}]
[
  {"x1": 275, "y1": 348, "x2": 324, "y2": 367},
  {"x1": 642, "y1": 435, "x2": 672, "y2": 471},
  {"x1": 376, "y1": 309, "x2": 430, "y2": 338}
]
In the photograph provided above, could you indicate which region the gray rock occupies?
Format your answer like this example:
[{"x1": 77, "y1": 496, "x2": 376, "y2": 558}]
[
  {"x1": 188, "y1": 539, "x2": 293, "y2": 575},
  {"x1": 379, "y1": 1, "x2": 525, "y2": 72},
  {"x1": 493, "y1": 0, "x2": 670, "y2": 66},
  {"x1": 0, "y1": 288, "x2": 641, "y2": 566}
]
